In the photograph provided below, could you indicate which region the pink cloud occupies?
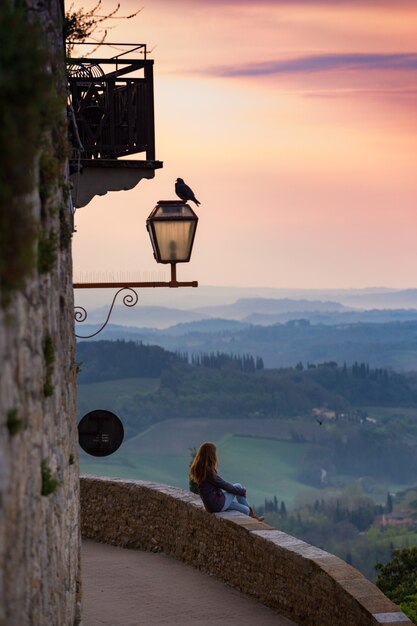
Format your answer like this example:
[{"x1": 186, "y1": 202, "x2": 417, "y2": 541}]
[
  {"x1": 204, "y1": 53, "x2": 417, "y2": 77},
  {"x1": 150, "y1": 0, "x2": 417, "y2": 6}
]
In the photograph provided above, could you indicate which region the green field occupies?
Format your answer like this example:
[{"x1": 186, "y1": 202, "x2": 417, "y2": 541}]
[
  {"x1": 77, "y1": 377, "x2": 159, "y2": 418},
  {"x1": 78, "y1": 375, "x2": 321, "y2": 505},
  {"x1": 80, "y1": 419, "x2": 318, "y2": 506},
  {"x1": 363, "y1": 406, "x2": 417, "y2": 422},
  {"x1": 78, "y1": 378, "x2": 417, "y2": 507},
  {"x1": 215, "y1": 435, "x2": 315, "y2": 505},
  {"x1": 80, "y1": 450, "x2": 188, "y2": 486}
]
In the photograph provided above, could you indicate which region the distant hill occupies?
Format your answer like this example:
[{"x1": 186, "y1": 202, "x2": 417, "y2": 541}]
[
  {"x1": 82, "y1": 297, "x2": 349, "y2": 329},
  {"x1": 80, "y1": 294, "x2": 417, "y2": 335},
  {"x1": 342, "y1": 289, "x2": 417, "y2": 309},
  {"x1": 162, "y1": 318, "x2": 251, "y2": 335},
  {"x1": 85, "y1": 305, "x2": 209, "y2": 329},
  {"x1": 244, "y1": 309, "x2": 417, "y2": 326},
  {"x1": 193, "y1": 297, "x2": 348, "y2": 320},
  {"x1": 75, "y1": 284, "x2": 397, "y2": 311},
  {"x1": 78, "y1": 291, "x2": 417, "y2": 329},
  {"x1": 77, "y1": 319, "x2": 417, "y2": 371}
]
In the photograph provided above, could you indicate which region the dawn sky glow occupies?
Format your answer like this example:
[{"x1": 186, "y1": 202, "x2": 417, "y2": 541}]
[{"x1": 72, "y1": 0, "x2": 417, "y2": 290}]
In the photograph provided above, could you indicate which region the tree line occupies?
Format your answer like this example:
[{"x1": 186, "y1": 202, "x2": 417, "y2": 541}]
[
  {"x1": 77, "y1": 340, "x2": 265, "y2": 382},
  {"x1": 78, "y1": 340, "x2": 417, "y2": 408},
  {"x1": 190, "y1": 352, "x2": 264, "y2": 372}
]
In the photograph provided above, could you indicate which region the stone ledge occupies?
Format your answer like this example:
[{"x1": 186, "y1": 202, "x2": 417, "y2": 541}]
[
  {"x1": 374, "y1": 613, "x2": 412, "y2": 624},
  {"x1": 80, "y1": 476, "x2": 412, "y2": 626}
]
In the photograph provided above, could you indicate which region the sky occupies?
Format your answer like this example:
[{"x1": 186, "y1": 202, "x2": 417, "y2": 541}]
[{"x1": 72, "y1": 0, "x2": 417, "y2": 292}]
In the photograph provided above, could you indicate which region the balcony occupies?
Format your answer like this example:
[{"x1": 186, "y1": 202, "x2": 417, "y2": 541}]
[{"x1": 67, "y1": 44, "x2": 163, "y2": 207}]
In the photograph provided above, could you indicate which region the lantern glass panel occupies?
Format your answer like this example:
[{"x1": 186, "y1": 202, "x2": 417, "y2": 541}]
[{"x1": 152, "y1": 221, "x2": 196, "y2": 262}]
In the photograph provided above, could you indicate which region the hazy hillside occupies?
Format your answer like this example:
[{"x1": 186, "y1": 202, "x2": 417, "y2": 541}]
[
  {"x1": 77, "y1": 320, "x2": 417, "y2": 371},
  {"x1": 192, "y1": 297, "x2": 349, "y2": 320},
  {"x1": 74, "y1": 284, "x2": 398, "y2": 311},
  {"x1": 82, "y1": 297, "x2": 350, "y2": 329},
  {"x1": 343, "y1": 289, "x2": 417, "y2": 309},
  {"x1": 163, "y1": 318, "x2": 251, "y2": 335},
  {"x1": 244, "y1": 309, "x2": 417, "y2": 326},
  {"x1": 78, "y1": 340, "x2": 417, "y2": 529},
  {"x1": 77, "y1": 340, "x2": 417, "y2": 435},
  {"x1": 83, "y1": 304, "x2": 209, "y2": 329}
]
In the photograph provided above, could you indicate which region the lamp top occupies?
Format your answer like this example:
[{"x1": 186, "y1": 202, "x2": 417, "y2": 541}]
[
  {"x1": 157, "y1": 200, "x2": 186, "y2": 205},
  {"x1": 148, "y1": 201, "x2": 199, "y2": 221}
]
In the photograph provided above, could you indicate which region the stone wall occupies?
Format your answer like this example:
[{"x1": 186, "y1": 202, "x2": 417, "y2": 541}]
[
  {"x1": 81, "y1": 476, "x2": 412, "y2": 626},
  {"x1": 0, "y1": 2, "x2": 81, "y2": 625}
]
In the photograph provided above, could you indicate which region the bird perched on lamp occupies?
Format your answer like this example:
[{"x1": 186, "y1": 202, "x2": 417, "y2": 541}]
[{"x1": 175, "y1": 178, "x2": 201, "y2": 206}]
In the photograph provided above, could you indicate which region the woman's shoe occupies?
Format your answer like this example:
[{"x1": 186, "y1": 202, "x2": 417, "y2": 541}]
[{"x1": 249, "y1": 506, "x2": 264, "y2": 522}]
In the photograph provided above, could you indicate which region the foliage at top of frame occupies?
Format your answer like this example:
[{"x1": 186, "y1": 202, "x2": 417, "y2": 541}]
[{"x1": 64, "y1": 1, "x2": 142, "y2": 56}]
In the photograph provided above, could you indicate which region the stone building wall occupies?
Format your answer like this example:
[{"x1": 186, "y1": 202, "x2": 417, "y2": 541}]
[
  {"x1": 0, "y1": 2, "x2": 81, "y2": 625},
  {"x1": 81, "y1": 476, "x2": 412, "y2": 626}
]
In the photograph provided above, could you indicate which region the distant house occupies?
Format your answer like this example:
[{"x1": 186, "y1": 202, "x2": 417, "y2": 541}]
[
  {"x1": 312, "y1": 408, "x2": 336, "y2": 420},
  {"x1": 375, "y1": 511, "x2": 415, "y2": 528},
  {"x1": 286, "y1": 319, "x2": 310, "y2": 327}
]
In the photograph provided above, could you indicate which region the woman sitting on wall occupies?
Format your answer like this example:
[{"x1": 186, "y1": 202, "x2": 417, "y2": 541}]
[{"x1": 190, "y1": 442, "x2": 263, "y2": 520}]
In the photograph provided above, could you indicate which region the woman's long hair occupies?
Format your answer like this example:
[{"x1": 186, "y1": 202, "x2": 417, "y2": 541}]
[{"x1": 189, "y1": 442, "x2": 218, "y2": 484}]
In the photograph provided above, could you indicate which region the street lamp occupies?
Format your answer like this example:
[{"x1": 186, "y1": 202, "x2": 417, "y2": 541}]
[
  {"x1": 74, "y1": 200, "x2": 199, "y2": 338},
  {"x1": 147, "y1": 200, "x2": 198, "y2": 284}
]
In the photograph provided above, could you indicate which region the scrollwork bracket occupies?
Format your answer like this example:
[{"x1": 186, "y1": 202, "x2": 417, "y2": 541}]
[{"x1": 74, "y1": 287, "x2": 139, "y2": 339}]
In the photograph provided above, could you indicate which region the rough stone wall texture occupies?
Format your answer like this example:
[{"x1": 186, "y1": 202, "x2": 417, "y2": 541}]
[
  {"x1": 0, "y1": 2, "x2": 81, "y2": 625},
  {"x1": 81, "y1": 476, "x2": 412, "y2": 626}
]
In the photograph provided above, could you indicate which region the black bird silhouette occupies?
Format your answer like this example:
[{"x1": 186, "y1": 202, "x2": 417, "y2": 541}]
[{"x1": 175, "y1": 178, "x2": 201, "y2": 206}]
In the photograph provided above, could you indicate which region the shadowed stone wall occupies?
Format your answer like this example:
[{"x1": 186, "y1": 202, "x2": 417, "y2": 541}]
[
  {"x1": 0, "y1": 2, "x2": 81, "y2": 624},
  {"x1": 81, "y1": 476, "x2": 412, "y2": 626}
]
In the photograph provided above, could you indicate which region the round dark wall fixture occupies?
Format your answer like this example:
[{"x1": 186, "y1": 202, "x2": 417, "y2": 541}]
[{"x1": 78, "y1": 410, "x2": 124, "y2": 457}]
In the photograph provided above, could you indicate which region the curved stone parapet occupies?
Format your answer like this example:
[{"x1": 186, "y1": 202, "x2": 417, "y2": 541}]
[{"x1": 80, "y1": 476, "x2": 411, "y2": 626}]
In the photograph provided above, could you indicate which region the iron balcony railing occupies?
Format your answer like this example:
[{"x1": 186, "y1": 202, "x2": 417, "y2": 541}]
[{"x1": 67, "y1": 44, "x2": 155, "y2": 161}]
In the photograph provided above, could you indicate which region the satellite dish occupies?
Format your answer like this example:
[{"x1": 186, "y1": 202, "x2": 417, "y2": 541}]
[{"x1": 78, "y1": 409, "x2": 124, "y2": 457}]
